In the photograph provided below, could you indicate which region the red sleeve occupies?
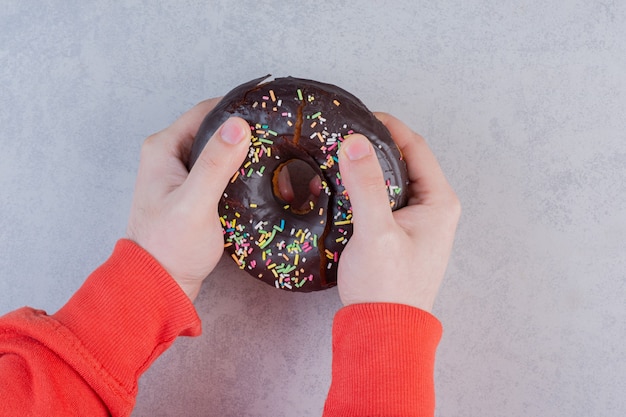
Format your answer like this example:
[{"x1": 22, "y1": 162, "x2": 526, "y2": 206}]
[
  {"x1": 0, "y1": 239, "x2": 201, "y2": 417},
  {"x1": 323, "y1": 303, "x2": 443, "y2": 417}
]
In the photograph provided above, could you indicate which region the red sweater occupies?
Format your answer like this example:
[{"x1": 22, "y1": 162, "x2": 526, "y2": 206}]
[{"x1": 0, "y1": 240, "x2": 442, "y2": 416}]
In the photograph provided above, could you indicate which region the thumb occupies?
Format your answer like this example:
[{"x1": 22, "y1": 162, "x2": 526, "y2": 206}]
[
  {"x1": 183, "y1": 117, "x2": 251, "y2": 211},
  {"x1": 339, "y1": 134, "x2": 394, "y2": 233}
]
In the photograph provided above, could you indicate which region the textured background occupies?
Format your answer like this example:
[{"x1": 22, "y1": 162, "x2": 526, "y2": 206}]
[{"x1": 1, "y1": 1, "x2": 625, "y2": 416}]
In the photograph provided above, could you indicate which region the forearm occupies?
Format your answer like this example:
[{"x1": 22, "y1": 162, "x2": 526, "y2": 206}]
[
  {"x1": 323, "y1": 303, "x2": 442, "y2": 417},
  {"x1": 0, "y1": 239, "x2": 201, "y2": 417}
]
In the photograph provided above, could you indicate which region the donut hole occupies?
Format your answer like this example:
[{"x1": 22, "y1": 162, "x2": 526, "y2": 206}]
[{"x1": 273, "y1": 160, "x2": 322, "y2": 214}]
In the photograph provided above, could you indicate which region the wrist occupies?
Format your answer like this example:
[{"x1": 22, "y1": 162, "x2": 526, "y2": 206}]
[{"x1": 175, "y1": 279, "x2": 203, "y2": 303}]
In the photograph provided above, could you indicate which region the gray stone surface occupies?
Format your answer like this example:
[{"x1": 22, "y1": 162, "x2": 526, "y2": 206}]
[{"x1": 1, "y1": 1, "x2": 625, "y2": 416}]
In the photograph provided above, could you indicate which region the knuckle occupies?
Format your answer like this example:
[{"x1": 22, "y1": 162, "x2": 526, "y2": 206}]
[
  {"x1": 172, "y1": 199, "x2": 195, "y2": 218},
  {"x1": 141, "y1": 133, "x2": 161, "y2": 154},
  {"x1": 351, "y1": 174, "x2": 386, "y2": 196},
  {"x1": 443, "y1": 194, "x2": 462, "y2": 220},
  {"x1": 366, "y1": 180, "x2": 388, "y2": 196},
  {"x1": 373, "y1": 111, "x2": 391, "y2": 122},
  {"x1": 194, "y1": 152, "x2": 221, "y2": 174},
  {"x1": 410, "y1": 130, "x2": 427, "y2": 146},
  {"x1": 143, "y1": 132, "x2": 160, "y2": 146},
  {"x1": 452, "y1": 199, "x2": 462, "y2": 219}
]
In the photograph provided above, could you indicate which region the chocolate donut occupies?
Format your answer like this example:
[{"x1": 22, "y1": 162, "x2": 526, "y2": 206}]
[{"x1": 189, "y1": 76, "x2": 408, "y2": 292}]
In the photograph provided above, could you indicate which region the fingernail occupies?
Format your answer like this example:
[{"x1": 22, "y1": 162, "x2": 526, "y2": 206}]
[
  {"x1": 343, "y1": 134, "x2": 372, "y2": 160},
  {"x1": 220, "y1": 118, "x2": 247, "y2": 145}
]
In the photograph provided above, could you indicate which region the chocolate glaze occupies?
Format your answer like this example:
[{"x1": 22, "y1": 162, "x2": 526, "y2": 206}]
[{"x1": 189, "y1": 76, "x2": 408, "y2": 292}]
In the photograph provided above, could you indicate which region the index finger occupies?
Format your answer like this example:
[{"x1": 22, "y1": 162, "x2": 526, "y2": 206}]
[
  {"x1": 167, "y1": 97, "x2": 222, "y2": 137},
  {"x1": 374, "y1": 112, "x2": 456, "y2": 205},
  {"x1": 158, "y1": 97, "x2": 223, "y2": 163}
]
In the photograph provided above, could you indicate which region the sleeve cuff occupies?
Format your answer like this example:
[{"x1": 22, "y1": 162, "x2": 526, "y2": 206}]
[
  {"x1": 324, "y1": 303, "x2": 442, "y2": 417},
  {"x1": 52, "y1": 239, "x2": 201, "y2": 397}
]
